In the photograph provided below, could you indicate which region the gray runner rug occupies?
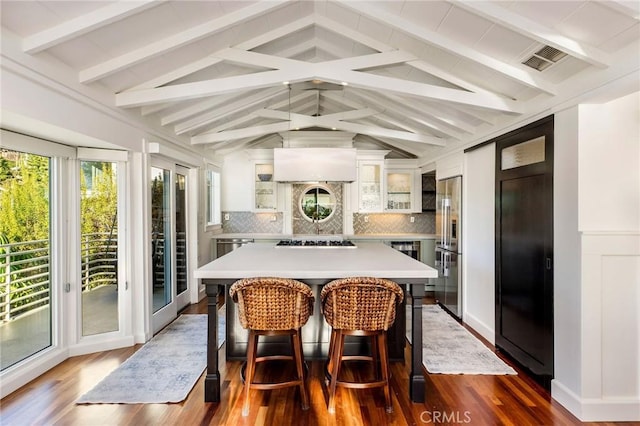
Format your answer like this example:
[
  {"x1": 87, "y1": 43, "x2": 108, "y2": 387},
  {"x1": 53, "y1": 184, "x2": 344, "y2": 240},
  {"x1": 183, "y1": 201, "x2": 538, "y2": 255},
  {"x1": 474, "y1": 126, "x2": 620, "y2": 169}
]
[
  {"x1": 77, "y1": 306, "x2": 225, "y2": 404},
  {"x1": 407, "y1": 304, "x2": 516, "y2": 375}
]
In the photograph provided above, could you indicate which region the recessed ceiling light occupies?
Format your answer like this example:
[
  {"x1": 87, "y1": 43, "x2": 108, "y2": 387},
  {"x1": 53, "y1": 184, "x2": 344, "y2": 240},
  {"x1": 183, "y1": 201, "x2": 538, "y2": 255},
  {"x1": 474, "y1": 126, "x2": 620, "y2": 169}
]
[
  {"x1": 283, "y1": 81, "x2": 289, "y2": 85},
  {"x1": 341, "y1": 82, "x2": 348, "y2": 86}
]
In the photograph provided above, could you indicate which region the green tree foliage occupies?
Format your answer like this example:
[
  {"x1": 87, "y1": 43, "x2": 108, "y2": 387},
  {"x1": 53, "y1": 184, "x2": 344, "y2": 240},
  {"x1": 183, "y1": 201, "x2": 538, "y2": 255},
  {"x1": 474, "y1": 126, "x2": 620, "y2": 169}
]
[
  {"x1": 0, "y1": 152, "x2": 49, "y2": 243},
  {"x1": 80, "y1": 161, "x2": 117, "y2": 236}
]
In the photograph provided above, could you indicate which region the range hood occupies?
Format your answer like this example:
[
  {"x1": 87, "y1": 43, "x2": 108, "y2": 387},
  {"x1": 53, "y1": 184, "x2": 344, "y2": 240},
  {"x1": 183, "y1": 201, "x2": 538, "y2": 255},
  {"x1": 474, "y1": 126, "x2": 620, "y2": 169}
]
[{"x1": 273, "y1": 148, "x2": 357, "y2": 182}]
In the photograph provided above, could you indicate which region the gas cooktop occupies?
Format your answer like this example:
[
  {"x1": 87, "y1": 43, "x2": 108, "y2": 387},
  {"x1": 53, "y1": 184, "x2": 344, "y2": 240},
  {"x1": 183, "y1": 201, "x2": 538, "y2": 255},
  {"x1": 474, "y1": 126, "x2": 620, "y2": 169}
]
[{"x1": 276, "y1": 239, "x2": 356, "y2": 248}]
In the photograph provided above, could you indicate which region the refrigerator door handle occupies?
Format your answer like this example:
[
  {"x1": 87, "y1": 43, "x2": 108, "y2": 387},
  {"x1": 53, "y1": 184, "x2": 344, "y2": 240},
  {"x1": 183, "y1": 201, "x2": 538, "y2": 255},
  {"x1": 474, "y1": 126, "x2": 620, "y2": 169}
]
[{"x1": 443, "y1": 251, "x2": 450, "y2": 277}]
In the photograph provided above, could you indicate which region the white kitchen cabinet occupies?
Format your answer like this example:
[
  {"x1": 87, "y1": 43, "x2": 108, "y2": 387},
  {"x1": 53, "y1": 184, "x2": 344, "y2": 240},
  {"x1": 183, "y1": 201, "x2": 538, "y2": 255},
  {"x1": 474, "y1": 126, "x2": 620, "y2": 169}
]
[
  {"x1": 357, "y1": 161, "x2": 384, "y2": 212},
  {"x1": 384, "y1": 168, "x2": 421, "y2": 212},
  {"x1": 252, "y1": 162, "x2": 277, "y2": 211}
]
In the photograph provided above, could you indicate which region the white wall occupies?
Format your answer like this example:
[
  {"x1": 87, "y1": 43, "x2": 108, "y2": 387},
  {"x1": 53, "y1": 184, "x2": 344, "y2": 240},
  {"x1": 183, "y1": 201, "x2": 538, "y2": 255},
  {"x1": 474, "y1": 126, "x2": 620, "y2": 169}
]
[
  {"x1": 553, "y1": 106, "x2": 583, "y2": 405},
  {"x1": 462, "y1": 143, "x2": 496, "y2": 343},
  {"x1": 552, "y1": 92, "x2": 640, "y2": 422}
]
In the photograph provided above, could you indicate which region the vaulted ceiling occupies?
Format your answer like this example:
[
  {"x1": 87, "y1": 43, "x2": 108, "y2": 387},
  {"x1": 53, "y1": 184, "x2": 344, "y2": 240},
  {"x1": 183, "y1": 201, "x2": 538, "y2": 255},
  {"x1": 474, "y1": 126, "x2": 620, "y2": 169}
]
[{"x1": 1, "y1": 1, "x2": 639, "y2": 160}]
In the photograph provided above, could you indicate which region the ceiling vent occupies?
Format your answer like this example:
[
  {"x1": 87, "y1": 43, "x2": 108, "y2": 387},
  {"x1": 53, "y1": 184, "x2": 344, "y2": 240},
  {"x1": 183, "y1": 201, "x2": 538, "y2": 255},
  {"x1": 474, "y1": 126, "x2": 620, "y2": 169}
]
[{"x1": 522, "y1": 46, "x2": 568, "y2": 71}]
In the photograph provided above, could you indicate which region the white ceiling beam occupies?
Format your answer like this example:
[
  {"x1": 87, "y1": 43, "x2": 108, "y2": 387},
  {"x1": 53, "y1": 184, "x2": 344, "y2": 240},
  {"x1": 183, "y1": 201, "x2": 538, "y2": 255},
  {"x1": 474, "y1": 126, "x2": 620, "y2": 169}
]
[
  {"x1": 23, "y1": 1, "x2": 161, "y2": 54},
  {"x1": 215, "y1": 48, "x2": 302, "y2": 69},
  {"x1": 174, "y1": 87, "x2": 285, "y2": 134},
  {"x1": 119, "y1": 62, "x2": 521, "y2": 112},
  {"x1": 140, "y1": 103, "x2": 173, "y2": 117},
  {"x1": 322, "y1": 68, "x2": 523, "y2": 113},
  {"x1": 128, "y1": 16, "x2": 315, "y2": 91},
  {"x1": 192, "y1": 122, "x2": 291, "y2": 144},
  {"x1": 217, "y1": 48, "x2": 416, "y2": 73},
  {"x1": 348, "y1": 90, "x2": 476, "y2": 134},
  {"x1": 79, "y1": 0, "x2": 289, "y2": 83},
  {"x1": 359, "y1": 111, "x2": 461, "y2": 140},
  {"x1": 315, "y1": 15, "x2": 505, "y2": 96},
  {"x1": 335, "y1": 0, "x2": 557, "y2": 95},
  {"x1": 116, "y1": 68, "x2": 313, "y2": 107},
  {"x1": 211, "y1": 109, "x2": 446, "y2": 145},
  {"x1": 455, "y1": 1, "x2": 610, "y2": 68},
  {"x1": 322, "y1": 51, "x2": 417, "y2": 70},
  {"x1": 374, "y1": 137, "x2": 434, "y2": 156},
  {"x1": 404, "y1": 60, "x2": 497, "y2": 96}
]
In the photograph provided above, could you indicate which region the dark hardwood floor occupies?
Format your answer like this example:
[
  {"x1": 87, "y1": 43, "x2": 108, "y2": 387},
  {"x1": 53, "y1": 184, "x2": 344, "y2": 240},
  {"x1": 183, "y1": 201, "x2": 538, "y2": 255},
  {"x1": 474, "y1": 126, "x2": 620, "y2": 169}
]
[{"x1": 0, "y1": 298, "x2": 624, "y2": 425}]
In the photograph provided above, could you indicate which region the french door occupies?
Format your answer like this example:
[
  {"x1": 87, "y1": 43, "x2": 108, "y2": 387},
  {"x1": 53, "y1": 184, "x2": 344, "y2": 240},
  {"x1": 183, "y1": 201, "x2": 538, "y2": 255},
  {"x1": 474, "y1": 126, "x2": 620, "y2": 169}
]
[{"x1": 150, "y1": 160, "x2": 190, "y2": 333}]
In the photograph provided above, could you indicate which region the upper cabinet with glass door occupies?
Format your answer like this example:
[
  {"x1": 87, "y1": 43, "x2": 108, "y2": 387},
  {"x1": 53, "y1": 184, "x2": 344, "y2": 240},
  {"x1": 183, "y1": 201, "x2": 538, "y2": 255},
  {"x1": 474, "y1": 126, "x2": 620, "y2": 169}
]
[
  {"x1": 384, "y1": 168, "x2": 421, "y2": 212},
  {"x1": 357, "y1": 161, "x2": 384, "y2": 212},
  {"x1": 253, "y1": 162, "x2": 277, "y2": 211}
]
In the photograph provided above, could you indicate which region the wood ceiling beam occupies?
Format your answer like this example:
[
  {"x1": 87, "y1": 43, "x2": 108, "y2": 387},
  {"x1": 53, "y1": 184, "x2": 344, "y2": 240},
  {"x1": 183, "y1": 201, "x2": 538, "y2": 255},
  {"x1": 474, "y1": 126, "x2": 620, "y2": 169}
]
[
  {"x1": 23, "y1": 1, "x2": 161, "y2": 54},
  {"x1": 335, "y1": 0, "x2": 557, "y2": 95},
  {"x1": 454, "y1": 1, "x2": 610, "y2": 68},
  {"x1": 79, "y1": 0, "x2": 289, "y2": 83}
]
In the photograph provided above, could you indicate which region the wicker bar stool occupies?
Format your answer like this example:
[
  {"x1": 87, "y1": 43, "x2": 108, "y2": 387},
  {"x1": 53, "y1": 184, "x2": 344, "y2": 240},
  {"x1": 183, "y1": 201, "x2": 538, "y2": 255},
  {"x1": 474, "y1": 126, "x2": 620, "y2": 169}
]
[
  {"x1": 321, "y1": 277, "x2": 404, "y2": 414},
  {"x1": 229, "y1": 277, "x2": 314, "y2": 417}
]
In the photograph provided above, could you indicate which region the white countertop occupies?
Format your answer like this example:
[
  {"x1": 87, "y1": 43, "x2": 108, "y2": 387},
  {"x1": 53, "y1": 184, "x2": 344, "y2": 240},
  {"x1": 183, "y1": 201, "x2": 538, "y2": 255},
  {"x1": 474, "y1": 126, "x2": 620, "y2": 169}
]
[
  {"x1": 213, "y1": 233, "x2": 436, "y2": 240},
  {"x1": 195, "y1": 241, "x2": 437, "y2": 280}
]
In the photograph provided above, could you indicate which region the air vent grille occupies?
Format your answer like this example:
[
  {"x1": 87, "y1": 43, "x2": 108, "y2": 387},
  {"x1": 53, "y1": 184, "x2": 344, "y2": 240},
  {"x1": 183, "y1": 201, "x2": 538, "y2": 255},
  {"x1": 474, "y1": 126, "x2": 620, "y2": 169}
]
[{"x1": 522, "y1": 45, "x2": 568, "y2": 71}]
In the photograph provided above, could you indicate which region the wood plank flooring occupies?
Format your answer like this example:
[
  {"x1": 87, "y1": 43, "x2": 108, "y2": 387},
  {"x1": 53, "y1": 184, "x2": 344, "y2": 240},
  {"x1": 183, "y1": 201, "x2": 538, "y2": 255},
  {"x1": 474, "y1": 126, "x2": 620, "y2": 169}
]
[{"x1": 0, "y1": 299, "x2": 625, "y2": 425}]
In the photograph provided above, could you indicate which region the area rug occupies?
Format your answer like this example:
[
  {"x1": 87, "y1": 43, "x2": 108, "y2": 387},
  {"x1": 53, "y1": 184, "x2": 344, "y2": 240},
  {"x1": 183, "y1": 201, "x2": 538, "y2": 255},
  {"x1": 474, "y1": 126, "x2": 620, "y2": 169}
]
[
  {"x1": 77, "y1": 306, "x2": 225, "y2": 404},
  {"x1": 406, "y1": 304, "x2": 516, "y2": 375}
]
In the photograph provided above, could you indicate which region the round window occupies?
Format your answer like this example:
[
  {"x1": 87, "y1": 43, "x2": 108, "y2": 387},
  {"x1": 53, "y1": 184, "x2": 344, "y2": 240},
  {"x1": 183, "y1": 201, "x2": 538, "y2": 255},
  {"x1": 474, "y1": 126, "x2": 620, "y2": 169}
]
[{"x1": 299, "y1": 184, "x2": 336, "y2": 222}]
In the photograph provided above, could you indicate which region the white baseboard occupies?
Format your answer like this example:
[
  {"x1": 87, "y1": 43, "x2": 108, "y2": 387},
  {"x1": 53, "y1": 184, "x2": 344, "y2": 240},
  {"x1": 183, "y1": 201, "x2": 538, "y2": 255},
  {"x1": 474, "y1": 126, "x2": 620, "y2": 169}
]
[
  {"x1": 463, "y1": 311, "x2": 494, "y2": 345},
  {"x1": 0, "y1": 348, "x2": 68, "y2": 398},
  {"x1": 552, "y1": 379, "x2": 640, "y2": 421}
]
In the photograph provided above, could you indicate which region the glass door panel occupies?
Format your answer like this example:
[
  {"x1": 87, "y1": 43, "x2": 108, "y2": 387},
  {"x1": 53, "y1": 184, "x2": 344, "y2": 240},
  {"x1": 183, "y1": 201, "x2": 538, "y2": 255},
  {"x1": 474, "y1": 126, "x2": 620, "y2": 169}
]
[
  {"x1": 175, "y1": 168, "x2": 187, "y2": 300},
  {"x1": 0, "y1": 149, "x2": 51, "y2": 370},
  {"x1": 80, "y1": 161, "x2": 119, "y2": 336},
  {"x1": 151, "y1": 167, "x2": 172, "y2": 313}
]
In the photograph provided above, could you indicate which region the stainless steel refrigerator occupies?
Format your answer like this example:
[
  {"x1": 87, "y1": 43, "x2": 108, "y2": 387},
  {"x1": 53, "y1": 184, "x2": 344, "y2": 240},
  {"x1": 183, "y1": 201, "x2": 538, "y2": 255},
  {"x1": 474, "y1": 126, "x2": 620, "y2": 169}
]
[{"x1": 435, "y1": 176, "x2": 462, "y2": 319}]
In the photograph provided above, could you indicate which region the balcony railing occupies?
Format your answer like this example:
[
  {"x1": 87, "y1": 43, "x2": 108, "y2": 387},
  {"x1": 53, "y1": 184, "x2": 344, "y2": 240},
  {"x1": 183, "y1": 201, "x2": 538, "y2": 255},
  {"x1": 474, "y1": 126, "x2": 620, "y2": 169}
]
[{"x1": 0, "y1": 232, "x2": 118, "y2": 322}]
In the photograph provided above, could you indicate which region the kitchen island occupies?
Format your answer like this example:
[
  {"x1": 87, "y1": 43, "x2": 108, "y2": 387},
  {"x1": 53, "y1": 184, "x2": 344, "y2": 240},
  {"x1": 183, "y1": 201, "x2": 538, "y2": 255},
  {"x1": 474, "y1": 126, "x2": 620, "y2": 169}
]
[{"x1": 194, "y1": 241, "x2": 437, "y2": 403}]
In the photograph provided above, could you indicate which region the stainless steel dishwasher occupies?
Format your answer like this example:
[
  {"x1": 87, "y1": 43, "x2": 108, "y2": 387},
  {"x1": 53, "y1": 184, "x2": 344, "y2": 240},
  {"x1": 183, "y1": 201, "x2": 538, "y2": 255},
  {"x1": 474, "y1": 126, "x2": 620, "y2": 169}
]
[{"x1": 215, "y1": 238, "x2": 254, "y2": 258}]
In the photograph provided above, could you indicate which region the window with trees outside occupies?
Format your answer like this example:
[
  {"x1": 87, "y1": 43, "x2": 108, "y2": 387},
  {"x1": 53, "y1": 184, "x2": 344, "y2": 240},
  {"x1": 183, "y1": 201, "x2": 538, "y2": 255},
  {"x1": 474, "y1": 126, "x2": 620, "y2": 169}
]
[{"x1": 0, "y1": 149, "x2": 51, "y2": 371}]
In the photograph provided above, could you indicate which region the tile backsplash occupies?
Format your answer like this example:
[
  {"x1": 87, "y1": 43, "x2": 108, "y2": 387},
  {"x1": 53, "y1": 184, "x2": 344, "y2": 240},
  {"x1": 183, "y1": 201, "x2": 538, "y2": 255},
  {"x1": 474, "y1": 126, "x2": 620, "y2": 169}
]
[
  {"x1": 222, "y1": 211, "x2": 283, "y2": 233},
  {"x1": 353, "y1": 212, "x2": 435, "y2": 234}
]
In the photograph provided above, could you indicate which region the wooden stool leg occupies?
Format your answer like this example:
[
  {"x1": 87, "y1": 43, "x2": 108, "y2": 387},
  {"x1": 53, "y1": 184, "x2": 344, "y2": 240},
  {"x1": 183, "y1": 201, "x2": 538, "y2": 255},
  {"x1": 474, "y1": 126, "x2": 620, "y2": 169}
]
[
  {"x1": 371, "y1": 334, "x2": 380, "y2": 380},
  {"x1": 379, "y1": 333, "x2": 393, "y2": 413},
  {"x1": 326, "y1": 329, "x2": 337, "y2": 383},
  {"x1": 242, "y1": 330, "x2": 258, "y2": 417},
  {"x1": 328, "y1": 331, "x2": 344, "y2": 414},
  {"x1": 292, "y1": 329, "x2": 309, "y2": 410}
]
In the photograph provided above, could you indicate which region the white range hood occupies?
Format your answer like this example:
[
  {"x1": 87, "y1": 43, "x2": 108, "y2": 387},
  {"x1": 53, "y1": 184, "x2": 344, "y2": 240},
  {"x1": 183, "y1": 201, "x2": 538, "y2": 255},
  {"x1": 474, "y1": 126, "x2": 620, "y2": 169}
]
[{"x1": 273, "y1": 147, "x2": 357, "y2": 182}]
